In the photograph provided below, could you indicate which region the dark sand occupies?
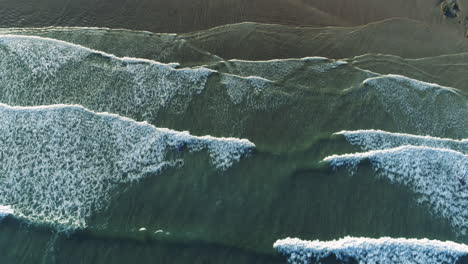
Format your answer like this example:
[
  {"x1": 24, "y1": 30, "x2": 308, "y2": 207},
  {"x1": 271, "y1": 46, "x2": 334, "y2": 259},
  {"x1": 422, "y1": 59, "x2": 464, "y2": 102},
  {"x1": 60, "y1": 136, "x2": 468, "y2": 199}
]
[{"x1": 1, "y1": 0, "x2": 468, "y2": 33}]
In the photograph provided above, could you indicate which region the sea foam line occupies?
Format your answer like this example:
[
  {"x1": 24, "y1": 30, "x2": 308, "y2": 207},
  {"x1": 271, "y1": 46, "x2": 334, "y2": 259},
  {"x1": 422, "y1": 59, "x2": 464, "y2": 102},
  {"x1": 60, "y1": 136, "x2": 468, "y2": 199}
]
[{"x1": 0, "y1": 205, "x2": 14, "y2": 218}]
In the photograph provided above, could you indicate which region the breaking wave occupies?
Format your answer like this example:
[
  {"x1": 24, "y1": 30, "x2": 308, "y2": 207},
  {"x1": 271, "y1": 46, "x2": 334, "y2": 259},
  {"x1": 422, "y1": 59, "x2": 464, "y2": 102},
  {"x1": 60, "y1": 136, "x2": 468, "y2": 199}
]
[
  {"x1": 0, "y1": 27, "x2": 221, "y2": 65},
  {"x1": 0, "y1": 103, "x2": 254, "y2": 230},
  {"x1": 325, "y1": 129, "x2": 468, "y2": 236},
  {"x1": 0, "y1": 205, "x2": 14, "y2": 218},
  {"x1": 221, "y1": 57, "x2": 347, "y2": 81},
  {"x1": 0, "y1": 35, "x2": 214, "y2": 120},
  {"x1": 324, "y1": 146, "x2": 467, "y2": 236},
  {"x1": 274, "y1": 236, "x2": 468, "y2": 264},
  {"x1": 220, "y1": 74, "x2": 288, "y2": 110},
  {"x1": 335, "y1": 129, "x2": 467, "y2": 153},
  {"x1": 360, "y1": 74, "x2": 467, "y2": 138},
  {"x1": 0, "y1": 35, "x2": 297, "y2": 125}
]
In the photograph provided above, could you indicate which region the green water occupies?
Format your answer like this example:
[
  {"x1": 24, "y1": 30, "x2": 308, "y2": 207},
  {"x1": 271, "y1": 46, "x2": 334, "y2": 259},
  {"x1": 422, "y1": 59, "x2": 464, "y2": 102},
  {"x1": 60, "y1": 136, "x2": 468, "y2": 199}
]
[
  {"x1": 0, "y1": 29, "x2": 466, "y2": 263},
  {"x1": 0, "y1": 144, "x2": 459, "y2": 263}
]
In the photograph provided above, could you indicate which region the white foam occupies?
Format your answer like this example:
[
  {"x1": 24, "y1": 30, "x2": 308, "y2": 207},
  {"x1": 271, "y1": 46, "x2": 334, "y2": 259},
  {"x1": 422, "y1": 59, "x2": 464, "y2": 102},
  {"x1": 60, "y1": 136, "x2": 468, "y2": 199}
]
[
  {"x1": 225, "y1": 59, "x2": 306, "y2": 82},
  {"x1": 223, "y1": 57, "x2": 347, "y2": 82},
  {"x1": 0, "y1": 205, "x2": 14, "y2": 218},
  {"x1": 220, "y1": 74, "x2": 288, "y2": 110},
  {"x1": 221, "y1": 74, "x2": 272, "y2": 104},
  {"x1": 0, "y1": 35, "x2": 214, "y2": 120},
  {"x1": 0, "y1": 35, "x2": 90, "y2": 77},
  {"x1": 274, "y1": 236, "x2": 468, "y2": 264},
  {"x1": 0, "y1": 103, "x2": 254, "y2": 230},
  {"x1": 336, "y1": 130, "x2": 467, "y2": 154},
  {"x1": 360, "y1": 74, "x2": 467, "y2": 137},
  {"x1": 307, "y1": 60, "x2": 348, "y2": 73},
  {"x1": 324, "y1": 146, "x2": 468, "y2": 235},
  {"x1": 363, "y1": 74, "x2": 460, "y2": 93}
]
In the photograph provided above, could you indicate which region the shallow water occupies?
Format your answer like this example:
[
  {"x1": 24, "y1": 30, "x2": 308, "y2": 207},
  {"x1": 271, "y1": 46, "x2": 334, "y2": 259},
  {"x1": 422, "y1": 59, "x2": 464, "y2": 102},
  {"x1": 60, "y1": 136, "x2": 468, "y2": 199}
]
[{"x1": 0, "y1": 29, "x2": 466, "y2": 264}]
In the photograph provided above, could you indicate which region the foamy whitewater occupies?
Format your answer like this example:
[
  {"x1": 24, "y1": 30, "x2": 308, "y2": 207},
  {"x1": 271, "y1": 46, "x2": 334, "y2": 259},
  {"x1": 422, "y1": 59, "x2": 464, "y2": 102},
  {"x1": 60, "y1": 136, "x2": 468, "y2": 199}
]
[
  {"x1": 0, "y1": 35, "x2": 214, "y2": 120},
  {"x1": 225, "y1": 57, "x2": 346, "y2": 81},
  {"x1": 361, "y1": 74, "x2": 467, "y2": 138},
  {"x1": 324, "y1": 145, "x2": 467, "y2": 236},
  {"x1": 0, "y1": 103, "x2": 254, "y2": 230},
  {"x1": 0, "y1": 205, "x2": 14, "y2": 218},
  {"x1": 274, "y1": 237, "x2": 468, "y2": 264},
  {"x1": 0, "y1": 35, "x2": 298, "y2": 122},
  {"x1": 220, "y1": 74, "x2": 288, "y2": 110},
  {"x1": 0, "y1": 27, "x2": 222, "y2": 65},
  {"x1": 326, "y1": 130, "x2": 468, "y2": 236},
  {"x1": 336, "y1": 130, "x2": 467, "y2": 154}
]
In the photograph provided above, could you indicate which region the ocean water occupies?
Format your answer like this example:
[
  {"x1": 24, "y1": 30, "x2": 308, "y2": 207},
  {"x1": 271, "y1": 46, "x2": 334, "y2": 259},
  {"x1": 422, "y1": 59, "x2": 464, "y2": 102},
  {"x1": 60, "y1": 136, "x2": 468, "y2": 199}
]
[{"x1": 0, "y1": 29, "x2": 466, "y2": 264}]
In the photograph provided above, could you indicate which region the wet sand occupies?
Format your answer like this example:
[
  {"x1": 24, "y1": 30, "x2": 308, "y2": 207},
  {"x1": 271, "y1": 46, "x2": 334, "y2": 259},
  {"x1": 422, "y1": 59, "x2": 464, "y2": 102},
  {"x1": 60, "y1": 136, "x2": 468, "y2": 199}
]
[{"x1": 1, "y1": 0, "x2": 467, "y2": 34}]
